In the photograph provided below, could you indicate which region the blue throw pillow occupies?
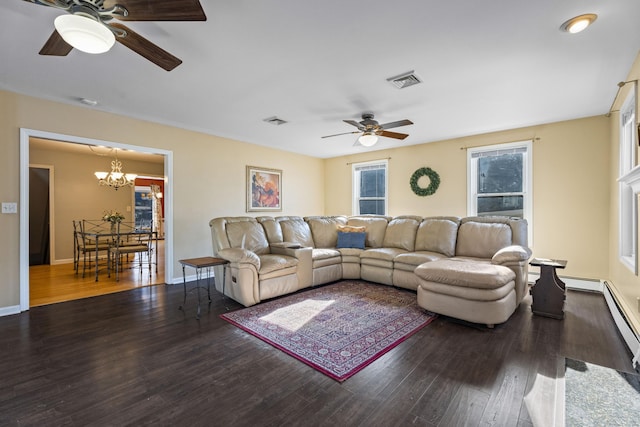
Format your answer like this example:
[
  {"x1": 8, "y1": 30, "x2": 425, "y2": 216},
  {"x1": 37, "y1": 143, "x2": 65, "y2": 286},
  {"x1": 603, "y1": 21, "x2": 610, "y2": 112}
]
[{"x1": 336, "y1": 231, "x2": 366, "y2": 249}]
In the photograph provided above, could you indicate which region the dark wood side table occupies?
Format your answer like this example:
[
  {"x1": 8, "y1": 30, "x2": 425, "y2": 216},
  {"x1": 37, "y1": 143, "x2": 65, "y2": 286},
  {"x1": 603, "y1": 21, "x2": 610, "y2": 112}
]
[
  {"x1": 529, "y1": 258, "x2": 568, "y2": 319},
  {"x1": 179, "y1": 257, "x2": 229, "y2": 319}
]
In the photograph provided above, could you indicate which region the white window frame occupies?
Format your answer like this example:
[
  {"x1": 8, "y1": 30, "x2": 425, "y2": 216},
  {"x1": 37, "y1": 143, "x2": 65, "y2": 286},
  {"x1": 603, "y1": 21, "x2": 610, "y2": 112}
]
[
  {"x1": 619, "y1": 91, "x2": 637, "y2": 274},
  {"x1": 467, "y1": 140, "x2": 533, "y2": 244},
  {"x1": 352, "y1": 159, "x2": 388, "y2": 215}
]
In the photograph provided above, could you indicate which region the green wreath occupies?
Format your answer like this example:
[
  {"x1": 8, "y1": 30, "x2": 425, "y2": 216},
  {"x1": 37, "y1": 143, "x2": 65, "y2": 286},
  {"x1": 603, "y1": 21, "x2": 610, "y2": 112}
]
[{"x1": 410, "y1": 167, "x2": 440, "y2": 196}]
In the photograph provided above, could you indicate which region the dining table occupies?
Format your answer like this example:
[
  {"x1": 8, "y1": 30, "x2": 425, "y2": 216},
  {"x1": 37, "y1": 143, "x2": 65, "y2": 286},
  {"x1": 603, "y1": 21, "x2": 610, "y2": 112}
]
[{"x1": 80, "y1": 220, "x2": 158, "y2": 282}]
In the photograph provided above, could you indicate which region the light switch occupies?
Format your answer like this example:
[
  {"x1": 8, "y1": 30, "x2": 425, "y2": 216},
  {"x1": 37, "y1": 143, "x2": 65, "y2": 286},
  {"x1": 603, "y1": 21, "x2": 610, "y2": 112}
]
[{"x1": 1, "y1": 202, "x2": 18, "y2": 214}]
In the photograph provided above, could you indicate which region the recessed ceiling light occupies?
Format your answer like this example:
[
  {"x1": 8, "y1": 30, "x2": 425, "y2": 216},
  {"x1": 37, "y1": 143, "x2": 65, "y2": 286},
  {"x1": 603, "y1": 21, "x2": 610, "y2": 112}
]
[
  {"x1": 79, "y1": 97, "x2": 99, "y2": 106},
  {"x1": 560, "y1": 14, "x2": 597, "y2": 34}
]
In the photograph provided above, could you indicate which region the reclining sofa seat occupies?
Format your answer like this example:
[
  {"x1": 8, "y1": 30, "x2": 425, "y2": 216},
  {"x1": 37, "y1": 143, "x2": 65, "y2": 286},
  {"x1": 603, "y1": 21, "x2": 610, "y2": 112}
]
[
  {"x1": 355, "y1": 215, "x2": 419, "y2": 286},
  {"x1": 208, "y1": 217, "x2": 311, "y2": 307},
  {"x1": 267, "y1": 216, "x2": 344, "y2": 286}
]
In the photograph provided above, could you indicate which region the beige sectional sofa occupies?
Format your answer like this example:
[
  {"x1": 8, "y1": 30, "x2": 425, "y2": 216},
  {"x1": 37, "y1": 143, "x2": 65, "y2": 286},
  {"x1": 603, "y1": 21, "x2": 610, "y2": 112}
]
[{"x1": 209, "y1": 215, "x2": 531, "y2": 327}]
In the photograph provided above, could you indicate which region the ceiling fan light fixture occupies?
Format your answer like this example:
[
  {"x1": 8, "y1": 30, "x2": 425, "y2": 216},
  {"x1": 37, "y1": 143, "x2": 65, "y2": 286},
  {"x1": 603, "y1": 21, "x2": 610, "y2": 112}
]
[
  {"x1": 54, "y1": 14, "x2": 115, "y2": 54},
  {"x1": 560, "y1": 13, "x2": 597, "y2": 34},
  {"x1": 359, "y1": 133, "x2": 378, "y2": 147}
]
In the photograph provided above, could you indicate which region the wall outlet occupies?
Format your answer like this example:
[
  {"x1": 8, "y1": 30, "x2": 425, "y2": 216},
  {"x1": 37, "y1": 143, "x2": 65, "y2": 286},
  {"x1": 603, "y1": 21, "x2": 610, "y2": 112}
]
[{"x1": 1, "y1": 202, "x2": 17, "y2": 214}]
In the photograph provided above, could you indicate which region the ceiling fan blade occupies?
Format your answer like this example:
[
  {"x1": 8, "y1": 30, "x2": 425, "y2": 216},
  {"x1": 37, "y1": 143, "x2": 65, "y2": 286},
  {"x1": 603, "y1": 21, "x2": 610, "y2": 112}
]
[
  {"x1": 321, "y1": 131, "x2": 360, "y2": 139},
  {"x1": 109, "y1": 23, "x2": 182, "y2": 71},
  {"x1": 22, "y1": 0, "x2": 69, "y2": 9},
  {"x1": 379, "y1": 119, "x2": 413, "y2": 130},
  {"x1": 378, "y1": 130, "x2": 409, "y2": 140},
  {"x1": 107, "y1": 0, "x2": 206, "y2": 21},
  {"x1": 343, "y1": 120, "x2": 364, "y2": 129},
  {"x1": 39, "y1": 30, "x2": 73, "y2": 56}
]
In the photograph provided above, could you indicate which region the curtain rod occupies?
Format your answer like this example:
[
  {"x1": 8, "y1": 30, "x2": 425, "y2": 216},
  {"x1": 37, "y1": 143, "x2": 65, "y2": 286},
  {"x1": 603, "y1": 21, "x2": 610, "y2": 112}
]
[
  {"x1": 346, "y1": 157, "x2": 391, "y2": 165},
  {"x1": 460, "y1": 137, "x2": 540, "y2": 151}
]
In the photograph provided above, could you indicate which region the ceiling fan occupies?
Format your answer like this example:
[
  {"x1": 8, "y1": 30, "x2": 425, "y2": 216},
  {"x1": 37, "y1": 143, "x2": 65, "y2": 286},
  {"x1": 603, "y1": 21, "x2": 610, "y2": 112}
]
[
  {"x1": 322, "y1": 113, "x2": 413, "y2": 146},
  {"x1": 22, "y1": 0, "x2": 207, "y2": 71}
]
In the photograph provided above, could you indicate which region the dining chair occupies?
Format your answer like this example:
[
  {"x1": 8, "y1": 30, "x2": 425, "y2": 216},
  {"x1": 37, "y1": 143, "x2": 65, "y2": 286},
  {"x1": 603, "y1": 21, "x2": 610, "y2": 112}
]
[
  {"x1": 108, "y1": 222, "x2": 153, "y2": 281},
  {"x1": 76, "y1": 221, "x2": 111, "y2": 278},
  {"x1": 72, "y1": 220, "x2": 80, "y2": 272}
]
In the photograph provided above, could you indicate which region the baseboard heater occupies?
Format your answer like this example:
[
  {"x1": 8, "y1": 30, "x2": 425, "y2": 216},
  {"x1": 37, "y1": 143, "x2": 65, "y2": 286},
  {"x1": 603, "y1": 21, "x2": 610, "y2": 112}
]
[{"x1": 603, "y1": 281, "x2": 640, "y2": 369}]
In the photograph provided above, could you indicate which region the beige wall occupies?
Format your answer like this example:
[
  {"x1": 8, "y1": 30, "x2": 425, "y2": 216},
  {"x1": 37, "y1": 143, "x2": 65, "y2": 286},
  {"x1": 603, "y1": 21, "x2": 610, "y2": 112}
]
[
  {"x1": 608, "y1": 53, "x2": 640, "y2": 333},
  {"x1": 325, "y1": 115, "x2": 611, "y2": 280},
  {"x1": 0, "y1": 90, "x2": 325, "y2": 309},
  {"x1": 30, "y1": 144, "x2": 164, "y2": 261},
  {"x1": 0, "y1": 67, "x2": 631, "y2": 315}
]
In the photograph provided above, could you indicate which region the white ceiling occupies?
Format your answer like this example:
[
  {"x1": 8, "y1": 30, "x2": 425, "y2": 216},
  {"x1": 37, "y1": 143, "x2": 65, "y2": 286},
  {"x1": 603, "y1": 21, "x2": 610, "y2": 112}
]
[{"x1": 2, "y1": 1, "x2": 640, "y2": 159}]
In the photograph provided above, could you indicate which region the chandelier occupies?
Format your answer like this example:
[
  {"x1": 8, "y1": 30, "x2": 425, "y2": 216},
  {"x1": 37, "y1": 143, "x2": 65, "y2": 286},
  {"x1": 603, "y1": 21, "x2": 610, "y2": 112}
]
[{"x1": 94, "y1": 150, "x2": 137, "y2": 190}]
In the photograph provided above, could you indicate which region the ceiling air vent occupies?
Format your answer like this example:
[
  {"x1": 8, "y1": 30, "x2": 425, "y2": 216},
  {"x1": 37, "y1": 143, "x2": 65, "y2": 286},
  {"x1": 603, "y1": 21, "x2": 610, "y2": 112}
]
[
  {"x1": 387, "y1": 71, "x2": 422, "y2": 89},
  {"x1": 263, "y1": 116, "x2": 288, "y2": 126}
]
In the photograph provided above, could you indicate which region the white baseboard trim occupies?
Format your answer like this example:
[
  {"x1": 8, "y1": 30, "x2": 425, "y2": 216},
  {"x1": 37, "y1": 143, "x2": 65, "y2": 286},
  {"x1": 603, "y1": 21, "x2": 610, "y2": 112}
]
[
  {"x1": 169, "y1": 271, "x2": 216, "y2": 286},
  {"x1": 603, "y1": 282, "x2": 640, "y2": 369},
  {"x1": 528, "y1": 273, "x2": 604, "y2": 293},
  {"x1": 0, "y1": 305, "x2": 22, "y2": 317}
]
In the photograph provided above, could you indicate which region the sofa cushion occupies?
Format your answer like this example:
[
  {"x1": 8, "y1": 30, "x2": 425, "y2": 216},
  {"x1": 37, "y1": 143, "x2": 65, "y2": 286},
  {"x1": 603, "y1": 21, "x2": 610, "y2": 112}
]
[
  {"x1": 258, "y1": 254, "x2": 298, "y2": 275},
  {"x1": 312, "y1": 248, "x2": 342, "y2": 268},
  {"x1": 279, "y1": 217, "x2": 315, "y2": 248},
  {"x1": 360, "y1": 247, "x2": 407, "y2": 262},
  {"x1": 347, "y1": 216, "x2": 389, "y2": 248},
  {"x1": 415, "y1": 218, "x2": 459, "y2": 257},
  {"x1": 415, "y1": 259, "x2": 515, "y2": 290},
  {"x1": 455, "y1": 221, "x2": 512, "y2": 258},
  {"x1": 336, "y1": 231, "x2": 366, "y2": 249},
  {"x1": 257, "y1": 216, "x2": 283, "y2": 244},
  {"x1": 394, "y1": 251, "x2": 444, "y2": 268},
  {"x1": 226, "y1": 221, "x2": 270, "y2": 255},
  {"x1": 382, "y1": 217, "x2": 419, "y2": 251},
  {"x1": 306, "y1": 216, "x2": 347, "y2": 248}
]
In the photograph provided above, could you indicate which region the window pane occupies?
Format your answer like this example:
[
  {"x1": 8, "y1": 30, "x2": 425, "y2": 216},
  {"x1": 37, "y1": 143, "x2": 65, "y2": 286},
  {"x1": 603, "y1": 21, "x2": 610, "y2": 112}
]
[
  {"x1": 359, "y1": 199, "x2": 385, "y2": 215},
  {"x1": 477, "y1": 195, "x2": 523, "y2": 218},
  {"x1": 360, "y1": 169, "x2": 385, "y2": 198},
  {"x1": 478, "y1": 153, "x2": 523, "y2": 194},
  {"x1": 135, "y1": 189, "x2": 153, "y2": 230}
]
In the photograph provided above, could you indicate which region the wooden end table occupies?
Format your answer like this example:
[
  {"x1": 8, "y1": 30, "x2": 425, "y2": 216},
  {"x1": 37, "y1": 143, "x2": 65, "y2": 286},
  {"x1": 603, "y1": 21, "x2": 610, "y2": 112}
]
[
  {"x1": 179, "y1": 257, "x2": 228, "y2": 319},
  {"x1": 529, "y1": 258, "x2": 568, "y2": 319}
]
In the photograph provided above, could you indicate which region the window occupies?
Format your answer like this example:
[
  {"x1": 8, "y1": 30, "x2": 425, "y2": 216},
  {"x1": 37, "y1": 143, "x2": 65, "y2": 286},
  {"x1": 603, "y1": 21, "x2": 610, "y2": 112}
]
[
  {"x1": 134, "y1": 186, "x2": 153, "y2": 230},
  {"x1": 353, "y1": 160, "x2": 388, "y2": 215},
  {"x1": 467, "y1": 140, "x2": 532, "y2": 239},
  {"x1": 619, "y1": 92, "x2": 637, "y2": 273}
]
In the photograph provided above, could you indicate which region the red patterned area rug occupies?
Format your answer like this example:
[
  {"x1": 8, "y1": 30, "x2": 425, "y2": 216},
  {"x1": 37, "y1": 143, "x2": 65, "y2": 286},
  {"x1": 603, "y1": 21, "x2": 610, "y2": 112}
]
[{"x1": 220, "y1": 281, "x2": 436, "y2": 382}]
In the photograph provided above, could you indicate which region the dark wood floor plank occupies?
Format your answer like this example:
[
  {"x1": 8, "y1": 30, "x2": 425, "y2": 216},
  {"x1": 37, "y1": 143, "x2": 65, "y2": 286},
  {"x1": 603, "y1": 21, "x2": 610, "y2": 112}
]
[{"x1": 0, "y1": 283, "x2": 635, "y2": 426}]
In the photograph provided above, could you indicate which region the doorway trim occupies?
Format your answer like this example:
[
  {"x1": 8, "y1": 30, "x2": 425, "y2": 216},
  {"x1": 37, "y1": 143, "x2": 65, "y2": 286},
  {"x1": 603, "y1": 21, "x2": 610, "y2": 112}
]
[{"x1": 19, "y1": 128, "x2": 174, "y2": 311}]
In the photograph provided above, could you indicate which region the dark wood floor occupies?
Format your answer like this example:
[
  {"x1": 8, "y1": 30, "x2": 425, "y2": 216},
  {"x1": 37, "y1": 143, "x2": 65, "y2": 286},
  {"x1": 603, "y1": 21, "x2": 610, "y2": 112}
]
[{"x1": 0, "y1": 282, "x2": 634, "y2": 426}]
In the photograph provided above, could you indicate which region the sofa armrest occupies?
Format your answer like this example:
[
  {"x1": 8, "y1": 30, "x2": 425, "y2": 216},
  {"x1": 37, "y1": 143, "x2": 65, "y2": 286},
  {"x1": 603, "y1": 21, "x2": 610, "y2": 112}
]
[
  {"x1": 270, "y1": 243, "x2": 313, "y2": 288},
  {"x1": 491, "y1": 245, "x2": 532, "y2": 265},
  {"x1": 217, "y1": 247, "x2": 260, "y2": 269},
  {"x1": 271, "y1": 242, "x2": 310, "y2": 256}
]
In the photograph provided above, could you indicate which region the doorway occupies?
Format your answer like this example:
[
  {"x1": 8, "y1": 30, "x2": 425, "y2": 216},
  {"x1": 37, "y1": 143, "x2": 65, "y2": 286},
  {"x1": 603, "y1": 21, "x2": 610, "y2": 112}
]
[
  {"x1": 29, "y1": 166, "x2": 52, "y2": 266},
  {"x1": 19, "y1": 129, "x2": 175, "y2": 311}
]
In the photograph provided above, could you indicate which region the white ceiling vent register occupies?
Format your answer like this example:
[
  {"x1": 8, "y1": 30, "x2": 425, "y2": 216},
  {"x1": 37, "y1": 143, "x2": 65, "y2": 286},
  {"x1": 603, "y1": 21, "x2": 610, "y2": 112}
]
[
  {"x1": 387, "y1": 71, "x2": 422, "y2": 89},
  {"x1": 263, "y1": 116, "x2": 288, "y2": 125}
]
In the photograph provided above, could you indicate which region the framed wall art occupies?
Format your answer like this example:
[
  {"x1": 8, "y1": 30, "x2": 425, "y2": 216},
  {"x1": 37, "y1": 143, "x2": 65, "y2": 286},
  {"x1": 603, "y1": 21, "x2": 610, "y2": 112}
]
[{"x1": 246, "y1": 166, "x2": 282, "y2": 212}]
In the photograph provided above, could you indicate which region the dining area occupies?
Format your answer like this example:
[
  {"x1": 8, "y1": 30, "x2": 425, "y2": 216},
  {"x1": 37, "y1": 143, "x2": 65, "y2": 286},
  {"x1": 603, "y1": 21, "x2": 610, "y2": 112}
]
[
  {"x1": 30, "y1": 216, "x2": 164, "y2": 307},
  {"x1": 28, "y1": 139, "x2": 167, "y2": 307},
  {"x1": 73, "y1": 215, "x2": 159, "y2": 283}
]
